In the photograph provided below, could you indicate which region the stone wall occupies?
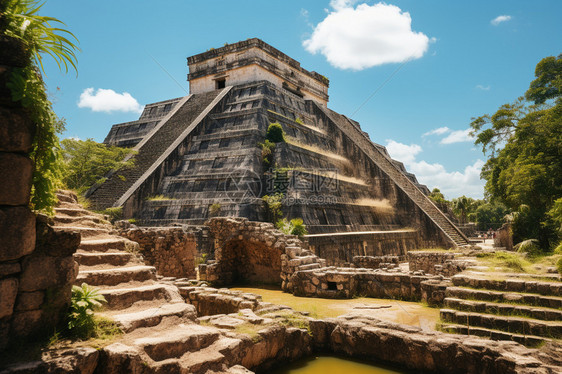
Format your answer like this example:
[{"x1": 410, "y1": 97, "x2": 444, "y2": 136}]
[
  {"x1": 351, "y1": 255, "x2": 399, "y2": 270},
  {"x1": 118, "y1": 225, "x2": 197, "y2": 278},
  {"x1": 495, "y1": 223, "x2": 513, "y2": 251},
  {"x1": 408, "y1": 251, "x2": 468, "y2": 277},
  {"x1": 288, "y1": 266, "x2": 448, "y2": 305},
  {"x1": 306, "y1": 230, "x2": 418, "y2": 266},
  {"x1": 0, "y1": 34, "x2": 79, "y2": 350}
]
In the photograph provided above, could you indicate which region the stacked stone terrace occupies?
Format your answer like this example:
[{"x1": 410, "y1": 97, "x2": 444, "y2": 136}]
[{"x1": 89, "y1": 38, "x2": 469, "y2": 252}]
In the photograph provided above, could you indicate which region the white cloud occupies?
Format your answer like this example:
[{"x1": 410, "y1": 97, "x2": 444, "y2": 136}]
[
  {"x1": 423, "y1": 126, "x2": 450, "y2": 137},
  {"x1": 78, "y1": 88, "x2": 143, "y2": 114},
  {"x1": 491, "y1": 15, "x2": 512, "y2": 26},
  {"x1": 385, "y1": 140, "x2": 485, "y2": 198},
  {"x1": 476, "y1": 84, "x2": 490, "y2": 91},
  {"x1": 440, "y1": 129, "x2": 474, "y2": 144},
  {"x1": 303, "y1": 2, "x2": 431, "y2": 70},
  {"x1": 385, "y1": 139, "x2": 422, "y2": 164}
]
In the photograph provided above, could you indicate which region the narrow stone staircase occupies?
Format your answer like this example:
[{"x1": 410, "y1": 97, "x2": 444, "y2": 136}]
[
  {"x1": 51, "y1": 190, "x2": 262, "y2": 373},
  {"x1": 319, "y1": 104, "x2": 470, "y2": 247},
  {"x1": 440, "y1": 274, "x2": 562, "y2": 346},
  {"x1": 53, "y1": 191, "x2": 196, "y2": 334}
]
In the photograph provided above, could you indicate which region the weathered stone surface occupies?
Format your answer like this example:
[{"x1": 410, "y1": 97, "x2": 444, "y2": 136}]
[
  {"x1": 0, "y1": 106, "x2": 35, "y2": 153},
  {"x1": 10, "y1": 309, "x2": 42, "y2": 337},
  {"x1": 0, "y1": 206, "x2": 35, "y2": 262},
  {"x1": 14, "y1": 290, "x2": 44, "y2": 312},
  {"x1": 0, "y1": 262, "x2": 21, "y2": 277},
  {"x1": 19, "y1": 254, "x2": 78, "y2": 292},
  {"x1": 0, "y1": 277, "x2": 18, "y2": 318},
  {"x1": 0, "y1": 36, "x2": 30, "y2": 67},
  {"x1": 35, "y1": 220, "x2": 81, "y2": 257},
  {"x1": 0, "y1": 152, "x2": 33, "y2": 206}
]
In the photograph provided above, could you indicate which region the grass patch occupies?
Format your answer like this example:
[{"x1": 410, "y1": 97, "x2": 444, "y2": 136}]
[{"x1": 476, "y1": 251, "x2": 532, "y2": 273}]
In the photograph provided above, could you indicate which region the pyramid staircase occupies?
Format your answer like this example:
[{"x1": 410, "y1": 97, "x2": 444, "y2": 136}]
[
  {"x1": 439, "y1": 273, "x2": 562, "y2": 346},
  {"x1": 318, "y1": 105, "x2": 470, "y2": 247},
  {"x1": 52, "y1": 191, "x2": 253, "y2": 373}
]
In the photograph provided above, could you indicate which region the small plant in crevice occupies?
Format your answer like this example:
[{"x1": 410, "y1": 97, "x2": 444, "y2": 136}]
[
  {"x1": 209, "y1": 202, "x2": 222, "y2": 217},
  {"x1": 258, "y1": 139, "x2": 276, "y2": 167},
  {"x1": 99, "y1": 206, "x2": 122, "y2": 223},
  {"x1": 262, "y1": 193, "x2": 283, "y2": 223},
  {"x1": 68, "y1": 283, "x2": 107, "y2": 339}
]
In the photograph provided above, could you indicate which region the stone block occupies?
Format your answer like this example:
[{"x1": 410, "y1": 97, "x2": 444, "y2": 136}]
[
  {"x1": 35, "y1": 220, "x2": 81, "y2": 257},
  {"x1": 0, "y1": 277, "x2": 18, "y2": 318},
  {"x1": 19, "y1": 254, "x2": 78, "y2": 292},
  {"x1": 15, "y1": 290, "x2": 45, "y2": 311},
  {"x1": 0, "y1": 152, "x2": 33, "y2": 205},
  {"x1": 10, "y1": 309, "x2": 42, "y2": 337},
  {"x1": 0, "y1": 262, "x2": 21, "y2": 277},
  {"x1": 0, "y1": 106, "x2": 35, "y2": 152},
  {"x1": 0, "y1": 206, "x2": 36, "y2": 261}
]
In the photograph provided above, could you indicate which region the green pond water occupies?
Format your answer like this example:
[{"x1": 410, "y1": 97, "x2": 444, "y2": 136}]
[{"x1": 268, "y1": 355, "x2": 406, "y2": 374}]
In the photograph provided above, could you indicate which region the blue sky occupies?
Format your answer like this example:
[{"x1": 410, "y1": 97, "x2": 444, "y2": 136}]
[{"x1": 40, "y1": 0, "x2": 561, "y2": 199}]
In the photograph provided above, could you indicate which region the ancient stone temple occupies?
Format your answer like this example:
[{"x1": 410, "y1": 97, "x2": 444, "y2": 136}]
[{"x1": 87, "y1": 38, "x2": 469, "y2": 260}]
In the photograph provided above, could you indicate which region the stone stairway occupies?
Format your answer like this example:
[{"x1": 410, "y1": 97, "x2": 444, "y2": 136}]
[
  {"x1": 86, "y1": 89, "x2": 227, "y2": 210},
  {"x1": 318, "y1": 104, "x2": 470, "y2": 247},
  {"x1": 51, "y1": 191, "x2": 294, "y2": 373},
  {"x1": 440, "y1": 274, "x2": 562, "y2": 346}
]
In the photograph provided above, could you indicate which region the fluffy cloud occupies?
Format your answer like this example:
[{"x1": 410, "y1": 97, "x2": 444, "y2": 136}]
[
  {"x1": 476, "y1": 84, "x2": 491, "y2": 91},
  {"x1": 440, "y1": 129, "x2": 473, "y2": 144},
  {"x1": 385, "y1": 140, "x2": 485, "y2": 198},
  {"x1": 303, "y1": 2, "x2": 431, "y2": 70},
  {"x1": 491, "y1": 15, "x2": 512, "y2": 26},
  {"x1": 78, "y1": 88, "x2": 143, "y2": 113},
  {"x1": 423, "y1": 126, "x2": 450, "y2": 137}
]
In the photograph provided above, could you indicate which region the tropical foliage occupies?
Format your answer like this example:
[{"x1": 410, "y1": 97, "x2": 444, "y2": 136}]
[
  {"x1": 3, "y1": 0, "x2": 79, "y2": 213},
  {"x1": 276, "y1": 217, "x2": 308, "y2": 237},
  {"x1": 470, "y1": 54, "x2": 562, "y2": 251},
  {"x1": 68, "y1": 283, "x2": 106, "y2": 338},
  {"x1": 60, "y1": 138, "x2": 134, "y2": 193},
  {"x1": 266, "y1": 122, "x2": 285, "y2": 143}
]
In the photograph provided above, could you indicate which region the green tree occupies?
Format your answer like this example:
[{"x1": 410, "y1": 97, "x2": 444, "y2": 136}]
[
  {"x1": 4, "y1": 0, "x2": 79, "y2": 213},
  {"x1": 470, "y1": 54, "x2": 562, "y2": 250},
  {"x1": 474, "y1": 202, "x2": 509, "y2": 231},
  {"x1": 429, "y1": 188, "x2": 449, "y2": 210},
  {"x1": 60, "y1": 138, "x2": 135, "y2": 193}
]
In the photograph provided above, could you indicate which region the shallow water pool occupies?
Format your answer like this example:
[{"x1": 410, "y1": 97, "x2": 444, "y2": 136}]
[{"x1": 268, "y1": 355, "x2": 405, "y2": 374}]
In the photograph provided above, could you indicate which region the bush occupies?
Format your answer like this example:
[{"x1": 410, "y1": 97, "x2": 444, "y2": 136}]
[
  {"x1": 266, "y1": 122, "x2": 285, "y2": 143},
  {"x1": 557, "y1": 258, "x2": 562, "y2": 275},
  {"x1": 68, "y1": 283, "x2": 107, "y2": 339},
  {"x1": 275, "y1": 217, "x2": 308, "y2": 237},
  {"x1": 209, "y1": 203, "x2": 221, "y2": 217},
  {"x1": 515, "y1": 239, "x2": 541, "y2": 257},
  {"x1": 263, "y1": 193, "x2": 283, "y2": 223}
]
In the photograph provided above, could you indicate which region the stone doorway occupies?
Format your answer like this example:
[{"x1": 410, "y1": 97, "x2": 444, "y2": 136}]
[{"x1": 217, "y1": 239, "x2": 282, "y2": 285}]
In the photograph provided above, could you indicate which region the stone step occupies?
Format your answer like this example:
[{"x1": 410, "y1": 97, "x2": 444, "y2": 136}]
[
  {"x1": 440, "y1": 323, "x2": 549, "y2": 347},
  {"x1": 76, "y1": 265, "x2": 156, "y2": 287},
  {"x1": 99, "y1": 283, "x2": 183, "y2": 309},
  {"x1": 73, "y1": 251, "x2": 138, "y2": 267},
  {"x1": 298, "y1": 263, "x2": 321, "y2": 271},
  {"x1": 443, "y1": 297, "x2": 562, "y2": 321},
  {"x1": 56, "y1": 191, "x2": 78, "y2": 204},
  {"x1": 178, "y1": 336, "x2": 242, "y2": 373},
  {"x1": 445, "y1": 286, "x2": 562, "y2": 309},
  {"x1": 79, "y1": 237, "x2": 139, "y2": 252},
  {"x1": 59, "y1": 226, "x2": 109, "y2": 238},
  {"x1": 452, "y1": 275, "x2": 561, "y2": 297},
  {"x1": 134, "y1": 323, "x2": 221, "y2": 362},
  {"x1": 105, "y1": 303, "x2": 197, "y2": 333},
  {"x1": 53, "y1": 215, "x2": 107, "y2": 225},
  {"x1": 440, "y1": 309, "x2": 562, "y2": 339},
  {"x1": 54, "y1": 207, "x2": 95, "y2": 217}
]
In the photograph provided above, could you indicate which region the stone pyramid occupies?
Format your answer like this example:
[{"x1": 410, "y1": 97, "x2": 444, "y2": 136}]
[{"x1": 87, "y1": 38, "x2": 469, "y2": 255}]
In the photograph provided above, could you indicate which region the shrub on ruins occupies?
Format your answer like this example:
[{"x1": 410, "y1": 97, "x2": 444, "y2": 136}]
[
  {"x1": 209, "y1": 202, "x2": 221, "y2": 217},
  {"x1": 266, "y1": 122, "x2": 285, "y2": 143},
  {"x1": 276, "y1": 217, "x2": 308, "y2": 237},
  {"x1": 469, "y1": 54, "x2": 562, "y2": 251},
  {"x1": 474, "y1": 202, "x2": 509, "y2": 230},
  {"x1": 4, "y1": 0, "x2": 79, "y2": 213},
  {"x1": 262, "y1": 193, "x2": 283, "y2": 223},
  {"x1": 60, "y1": 138, "x2": 135, "y2": 194},
  {"x1": 258, "y1": 139, "x2": 275, "y2": 167}
]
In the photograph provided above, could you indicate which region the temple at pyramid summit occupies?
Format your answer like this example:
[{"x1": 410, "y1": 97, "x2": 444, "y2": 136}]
[{"x1": 88, "y1": 38, "x2": 469, "y2": 262}]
